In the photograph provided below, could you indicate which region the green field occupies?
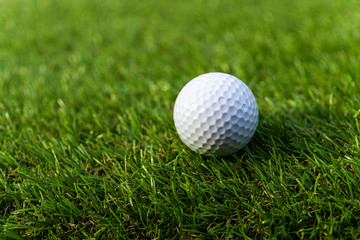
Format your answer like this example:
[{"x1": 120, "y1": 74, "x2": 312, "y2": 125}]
[{"x1": 1, "y1": 0, "x2": 360, "y2": 239}]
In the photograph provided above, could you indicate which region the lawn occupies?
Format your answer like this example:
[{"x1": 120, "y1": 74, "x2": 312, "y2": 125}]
[{"x1": 1, "y1": 0, "x2": 360, "y2": 239}]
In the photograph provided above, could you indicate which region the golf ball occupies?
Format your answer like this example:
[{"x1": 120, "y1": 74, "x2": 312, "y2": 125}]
[{"x1": 173, "y1": 72, "x2": 258, "y2": 156}]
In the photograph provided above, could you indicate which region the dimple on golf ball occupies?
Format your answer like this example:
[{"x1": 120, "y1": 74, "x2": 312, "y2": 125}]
[{"x1": 173, "y1": 72, "x2": 258, "y2": 156}]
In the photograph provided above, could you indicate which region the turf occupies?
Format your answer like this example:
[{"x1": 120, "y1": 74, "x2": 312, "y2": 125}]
[{"x1": 1, "y1": 0, "x2": 360, "y2": 239}]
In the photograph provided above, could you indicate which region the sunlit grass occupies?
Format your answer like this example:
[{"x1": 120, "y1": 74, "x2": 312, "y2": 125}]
[{"x1": 1, "y1": 0, "x2": 360, "y2": 238}]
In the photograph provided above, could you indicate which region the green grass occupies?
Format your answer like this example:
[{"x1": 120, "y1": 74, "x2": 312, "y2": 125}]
[{"x1": 1, "y1": 0, "x2": 360, "y2": 239}]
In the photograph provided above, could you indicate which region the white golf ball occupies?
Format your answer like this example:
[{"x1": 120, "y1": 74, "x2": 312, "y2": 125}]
[{"x1": 173, "y1": 72, "x2": 258, "y2": 156}]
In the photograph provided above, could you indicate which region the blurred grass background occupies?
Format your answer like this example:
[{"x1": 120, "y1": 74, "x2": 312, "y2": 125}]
[{"x1": 1, "y1": 0, "x2": 360, "y2": 239}]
